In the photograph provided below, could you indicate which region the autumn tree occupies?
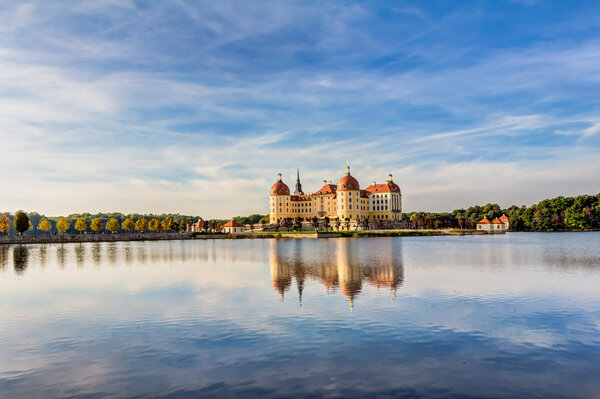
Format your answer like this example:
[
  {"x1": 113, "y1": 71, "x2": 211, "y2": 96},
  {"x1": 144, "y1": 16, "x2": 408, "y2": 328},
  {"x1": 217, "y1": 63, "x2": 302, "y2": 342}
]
[
  {"x1": 161, "y1": 218, "x2": 174, "y2": 231},
  {"x1": 178, "y1": 219, "x2": 187, "y2": 232},
  {"x1": 56, "y1": 217, "x2": 70, "y2": 234},
  {"x1": 14, "y1": 211, "x2": 30, "y2": 236},
  {"x1": 38, "y1": 218, "x2": 51, "y2": 234},
  {"x1": 135, "y1": 218, "x2": 148, "y2": 232},
  {"x1": 91, "y1": 218, "x2": 104, "y2": 233},
  {"x1": 149, "y1": 218, "x2": 161, "y2": 231},
  {"x1": 75, "y1": 217, "x2": 88, "y2": 234},
  {"x1": 106, "y1": 218, "x2": 120, "y2": 233},
  {"x1": 1, "y1": 216, "x2": 11, "y2": 235},
  {"x1": 122, "y1": 218, "x2": 135, "y2": 232}
]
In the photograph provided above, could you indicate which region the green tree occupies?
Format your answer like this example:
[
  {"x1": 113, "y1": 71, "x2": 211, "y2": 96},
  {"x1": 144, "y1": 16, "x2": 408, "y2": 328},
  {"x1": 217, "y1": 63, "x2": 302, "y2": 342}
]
[
  {"x1": 565, "y1": 206, "x2": 589, "y2": 229},
  {"x1": 135, "y1": 218, "x2": 148, "y2": 232},
  {"x1": 38, "y1": 218, "x2": 51, "y2": 234},
  {"x1": 106, "y1": 218, "x2": 120, "y2": 233},
  {"x1": 122, "y1": 218, "x2": 135, "y2": 232},
  {"x1": 75, "y1": 217, "x2": 88, "y2": 234},
  {"x1": 56, "y1": 217, "x2": 70, "y2": 234},
  {"x1": 14, "y1": 211, "x2": 30, "y2": 236},
  {"x1": 149, "y1": 218, "x2": 161, "y2": 231},
  {"x1": 90, "y1": 218, "x2": 104, "y2": 234},
  {"x1": 533, "y1": 208, "x2": 551, "y2": 231}
]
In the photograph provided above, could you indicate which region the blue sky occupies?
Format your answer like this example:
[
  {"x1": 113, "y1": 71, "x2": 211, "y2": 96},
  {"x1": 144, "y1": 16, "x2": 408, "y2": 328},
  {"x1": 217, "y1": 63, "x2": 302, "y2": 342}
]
[{"x1": 1, "y1": 0, "x2": 599, "y2": 217}]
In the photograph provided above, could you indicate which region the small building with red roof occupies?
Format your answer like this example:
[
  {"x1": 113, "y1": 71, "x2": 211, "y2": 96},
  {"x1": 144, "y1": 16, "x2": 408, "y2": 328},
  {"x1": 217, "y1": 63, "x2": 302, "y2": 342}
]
[
  {"x1": 499, "y1": 214, "x2": 509, "y2": 230},
  {"x1": 223, "y1": 220, "x2": 245, "y2": 234},
  {"x1": 477, "y1": 217, "x2": 506, "y2": 233}
]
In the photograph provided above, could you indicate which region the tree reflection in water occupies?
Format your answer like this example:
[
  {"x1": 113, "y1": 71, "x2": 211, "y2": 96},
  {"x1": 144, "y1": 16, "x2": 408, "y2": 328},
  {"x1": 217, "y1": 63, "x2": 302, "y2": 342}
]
[
  {"x1": 270, "y1": 239, "x2": 404, "y2": 309},
  {"x1": 75, "y1": 244, "x2": 85, "y2": 267},
  {"x1": 13, "y1": 246, "x2": 29, "y2": 274},
  {"x1": 0, "y1": 246, "x2": 8, "y2": 270}
]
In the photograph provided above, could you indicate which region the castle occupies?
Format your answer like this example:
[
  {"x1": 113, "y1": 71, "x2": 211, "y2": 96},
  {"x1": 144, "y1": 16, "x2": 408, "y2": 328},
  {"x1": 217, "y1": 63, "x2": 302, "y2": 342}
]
[{"x1": 269, "y1": 165, "x2": 402, "y2": 225}]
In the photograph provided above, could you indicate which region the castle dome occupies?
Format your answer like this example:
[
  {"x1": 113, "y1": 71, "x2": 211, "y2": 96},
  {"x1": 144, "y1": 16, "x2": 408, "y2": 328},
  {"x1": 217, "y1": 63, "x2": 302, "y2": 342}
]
[
  {"x1": 337, "y1": 165, "x2": 359, "y2": 191},
  {"x1": 270, "y1": 173, "x2": 290, "y2": 196}
]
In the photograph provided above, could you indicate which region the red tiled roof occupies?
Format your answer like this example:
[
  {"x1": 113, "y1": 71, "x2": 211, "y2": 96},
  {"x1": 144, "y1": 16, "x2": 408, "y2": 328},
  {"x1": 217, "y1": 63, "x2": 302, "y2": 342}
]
[
  {"x1": 360, "y1": 190, "x2": 369, "y2": 198},
  {"x1": 270, "y1": 181, "x2": 290, "y2": 196},
  {"x1": 223, "y1": 220, "x2": 244, "y2": 228},
  {"x1": 313, "y1": 184, "x2": 337, "y2": 195},
  {"x1": 499, "y1": 214, "x2": 509, "y2": 223},
  {"x1": 477, "y1": 218, "x2": 491, "y2": 224},
  {"x1": 491, "y1": 218, "x2": 503, "y2": 224},
  {"x1": 337, "y1": 175, "x2": 359, "y2": 191},
  {"x1": 364, "y1": 182, "x2": 401, "y2": 193}
]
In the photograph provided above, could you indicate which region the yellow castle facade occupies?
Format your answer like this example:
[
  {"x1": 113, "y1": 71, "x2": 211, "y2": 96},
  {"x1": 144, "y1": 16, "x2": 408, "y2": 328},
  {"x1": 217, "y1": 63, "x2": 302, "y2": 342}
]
[{"x1": 269, "y1": 165, "x2": 402, "y2": 224}]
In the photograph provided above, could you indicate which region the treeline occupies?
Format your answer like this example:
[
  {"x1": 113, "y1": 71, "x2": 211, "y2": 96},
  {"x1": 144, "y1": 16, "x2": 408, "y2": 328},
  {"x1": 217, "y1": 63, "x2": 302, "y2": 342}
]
[
  {"x1": 232, "y1": 214, "x2": 268, "y2": 225},
  {"x1": 403, "y1": 193, "x2": 600, "y2": 231},
  {"x1": 0, "y1": 212, "x2": 204, "y2": 236}
]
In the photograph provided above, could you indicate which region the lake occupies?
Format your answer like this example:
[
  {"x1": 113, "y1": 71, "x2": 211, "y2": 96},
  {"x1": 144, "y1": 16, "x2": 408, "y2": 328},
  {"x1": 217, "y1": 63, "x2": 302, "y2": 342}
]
[{"x1": 1, "y1": 233, "x2": 599, "y2": 398}]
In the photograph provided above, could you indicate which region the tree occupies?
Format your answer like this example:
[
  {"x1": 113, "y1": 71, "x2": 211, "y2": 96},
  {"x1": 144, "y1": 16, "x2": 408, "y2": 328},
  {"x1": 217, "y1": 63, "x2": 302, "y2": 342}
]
[
  {"x1": 38, "y1": 218, "x2": 51, "y2": 234},
  {"x1": 162, "y1": 218, "x2": 174, "y2": 231},
  {"x1": 344, "y1": 217, "x2": 351, "y2": 231},
  {"x1": 179, "y1": 219, "x2": 187, "y2": 232},
  {"x1": 75, "y1": 217, "x2": 88, "y2": 234},
  {"x1": 135, "y1": 218, "x2": 148, "y2": 232},
  {"x1": 122, "y1": 218, "x2": 135, "y2": 232},
  {"x1": 91, "y1": 218, "x2": 104, "y2": 234},
  {"x1": 106, "y1": 218, "x2": 120, "y2": 233},
  {"x1": 149, "y1": 218, "x2": 161, "y2": 231},
  {"x1": 293, "y1": 217, "x2": 302, "y2": 231},
  {"x1": 284, "y1": 217, "x2": 293, "y2": 232},
  {"x1": 260, "y1": 216, "x2": 269, "y2": 230},
  {"x1": 14, "y1": 211, "x2": 29, "y2": 236},
  {"x1": 248, "y1": 220, "x2": 255, "y2": 232},
  {"x1": 56, "y1": 217, "x2": 70, "y2": 234},
  {"x1": 333, "y1": 217, "x2": 341, "y2": 231},
  {"x1": 361, "y1": 217, "x2": 370, "y2": 230},
  {"x1": 323, "y1": 216, "x2": 331, "y2": 231},
  {"x1": 533, "y1": 208, "x2": 551, "y2": 231},
  {"x1": 565, "y1": 207, "x2": 588, "y2": 230},
  {"x1": 311, "y1": 216, "x2": 319, "y2": 232},
  {"x1": 0, "y1": 216, "x2": 10, "y2": 235}
]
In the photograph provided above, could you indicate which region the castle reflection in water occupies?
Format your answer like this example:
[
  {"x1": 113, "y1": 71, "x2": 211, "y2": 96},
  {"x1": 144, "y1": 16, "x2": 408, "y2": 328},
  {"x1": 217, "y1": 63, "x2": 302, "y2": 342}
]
[
  {"x1": 0, "y1": 238, "x2": 404, "y2": 309},
  {"x1": 269, "y1": 239, "x2": 404, "y2": 309}
]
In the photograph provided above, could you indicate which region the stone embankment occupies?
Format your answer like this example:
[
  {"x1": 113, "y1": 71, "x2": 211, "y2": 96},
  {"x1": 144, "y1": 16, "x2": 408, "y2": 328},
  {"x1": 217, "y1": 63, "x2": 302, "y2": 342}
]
[{"x1": 0, "y1": 232, "x2": 200, "y2": 245}]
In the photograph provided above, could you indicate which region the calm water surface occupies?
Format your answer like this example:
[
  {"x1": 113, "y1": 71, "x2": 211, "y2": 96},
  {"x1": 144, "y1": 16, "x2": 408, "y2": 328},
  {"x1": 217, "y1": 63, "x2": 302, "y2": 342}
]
[{"x1": 1, "y1": 233, "x2": 599, "y2": 398}]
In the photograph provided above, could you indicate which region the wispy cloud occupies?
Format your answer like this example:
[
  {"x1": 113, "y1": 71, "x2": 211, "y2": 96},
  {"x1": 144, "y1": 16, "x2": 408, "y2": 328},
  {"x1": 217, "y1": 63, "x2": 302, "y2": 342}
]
[{"x1": 0, "y1": 1, "x2": 599, "y2": 216}]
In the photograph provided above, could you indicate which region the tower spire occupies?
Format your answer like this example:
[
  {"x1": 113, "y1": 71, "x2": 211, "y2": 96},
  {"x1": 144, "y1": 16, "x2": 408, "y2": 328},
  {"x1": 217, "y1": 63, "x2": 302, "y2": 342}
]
[{"x1": 294, "y1": 167, "x2": 303, "y2": 195}]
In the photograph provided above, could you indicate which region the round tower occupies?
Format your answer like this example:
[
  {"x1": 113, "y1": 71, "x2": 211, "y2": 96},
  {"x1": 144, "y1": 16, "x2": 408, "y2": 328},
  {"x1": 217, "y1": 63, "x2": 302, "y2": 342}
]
[
  {"x1": 336, "y1": 165, "x2": 364, "y2": 225},
  {"x1": 269, "y1": 173, "x2": 291, "y2": 223}
]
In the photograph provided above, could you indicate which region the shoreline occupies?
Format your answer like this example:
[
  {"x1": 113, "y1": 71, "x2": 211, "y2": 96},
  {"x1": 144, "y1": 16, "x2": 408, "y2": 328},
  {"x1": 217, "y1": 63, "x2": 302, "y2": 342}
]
[
  {"x1": 0, "y1": 229, "x2": 483, "y2": 245},
  {"x1": 1, "y1": 229, "x2": 595, "y2": 246}
]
